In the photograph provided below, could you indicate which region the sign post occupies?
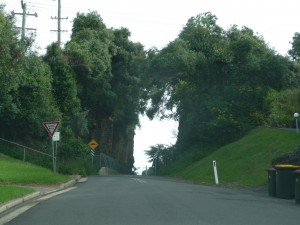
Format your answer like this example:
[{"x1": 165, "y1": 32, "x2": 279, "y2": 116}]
[
  {"x1": 88, "y1": 139, "x2": 99, "y2": 168},
  {"x1": 43, "y1": 121, "x2": 60, "y2": 172}
]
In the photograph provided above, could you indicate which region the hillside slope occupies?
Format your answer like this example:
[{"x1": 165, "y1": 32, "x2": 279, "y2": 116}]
[
  {"x1": 171, "y1": 127, "x2": 300, "y2": 187},
  {"x1": 0, "y1": 154, "x2": 70, "y2": 204},
  {"x1": 0, "y1": 154, "x2": 68, "y2": 184}
]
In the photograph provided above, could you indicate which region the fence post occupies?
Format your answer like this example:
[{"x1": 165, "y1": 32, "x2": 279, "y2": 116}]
[
  {"x1": 99, "y1": 153, "x2": 101, "y2": 168},
  {"x1": 23, "y1": 147, "x2": 26, "y2": 162}
]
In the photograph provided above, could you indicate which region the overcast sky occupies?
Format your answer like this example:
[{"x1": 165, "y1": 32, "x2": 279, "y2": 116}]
[{"x1": 2, "y1": 0, "x2": 300, "y2": 174}]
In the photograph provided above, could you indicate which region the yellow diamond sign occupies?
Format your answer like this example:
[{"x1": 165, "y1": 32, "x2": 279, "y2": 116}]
[{"x1": 88, "y1": 139, "x2": 99, "y2": 150}]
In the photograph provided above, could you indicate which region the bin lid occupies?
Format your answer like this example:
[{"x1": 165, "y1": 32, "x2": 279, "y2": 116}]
[
  {"x1": 266, "y1": 168, "x2": 276, "y2": 172},
  {"x1": 275, "y1": 164, "x2": 300, "y2": 169}
]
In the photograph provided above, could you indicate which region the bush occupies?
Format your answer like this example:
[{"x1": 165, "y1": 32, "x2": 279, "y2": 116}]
[
  {"x1": 267, "y1": 89, "x2": 300, "y2": 128},
  {"x1": 57, "y1": 138, "x2": 97, "y2": 176},
  {"x1": 271, "y1": 145, "x2": 300, "y2": 166},
  {"x1": 58, "y1": 157, "x2": 97, "y2": 176}
]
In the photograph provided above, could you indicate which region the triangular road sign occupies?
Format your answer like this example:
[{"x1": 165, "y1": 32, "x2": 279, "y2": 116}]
[{"x1": 43, "y1": 121, "x2": 60, "y2": 137}]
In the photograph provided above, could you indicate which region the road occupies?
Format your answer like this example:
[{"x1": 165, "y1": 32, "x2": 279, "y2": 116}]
[{"x1": 1, "y1": 176, "x2": 299, "y2": 225}]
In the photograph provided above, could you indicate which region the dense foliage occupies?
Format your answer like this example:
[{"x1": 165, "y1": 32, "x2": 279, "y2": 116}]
[
  {"x1": 1, "y1": 5, "x2": 300, "y2": 175},
  {"x1": 144, "y1": 13, "x2": 299, "y2": 170},
  {"x1": 0, "y1": 8, "x2": 145, "y2": 174}
]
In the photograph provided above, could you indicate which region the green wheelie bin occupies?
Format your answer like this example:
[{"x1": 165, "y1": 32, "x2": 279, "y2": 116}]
[
  {"x1": 275, "y1": 164, "x2": 300, "y2": 199},
  {"x1": 295, "y1": 170, "x2": 300, "y2": 204},
  {"x1": 266, "y1": 168, "x2": 276, "y2": 197}
]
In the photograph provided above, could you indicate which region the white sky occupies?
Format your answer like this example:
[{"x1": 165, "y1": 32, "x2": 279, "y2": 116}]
[{"x1": 2, "y1": 0, "x2": 300, "y2": 174}]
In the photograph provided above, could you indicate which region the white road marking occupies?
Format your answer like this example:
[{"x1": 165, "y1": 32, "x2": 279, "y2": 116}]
[
  {"x1": 0, "y1": 203, "x2": 37, "y2": 225},
  {"x1": 131, "y1": 178, "x2": 147, "y2": 184},
  {"x1": 37, "y1": 187, "x2": 77, "y2": 201}
]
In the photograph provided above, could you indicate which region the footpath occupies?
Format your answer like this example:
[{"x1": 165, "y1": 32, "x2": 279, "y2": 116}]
[{"x1": 0, "y1": 175, "x2": 87, "y2": 214}]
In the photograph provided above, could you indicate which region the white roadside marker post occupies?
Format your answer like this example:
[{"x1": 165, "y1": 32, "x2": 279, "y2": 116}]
[{"x1": 213, "y1": 160, "x2": 219, "y2": 185}]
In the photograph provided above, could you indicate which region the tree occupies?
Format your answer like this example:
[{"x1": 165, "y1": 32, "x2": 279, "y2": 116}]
[
  {"x1": 44, "y1": 43, "x2": 88, "y2": 138},
  {"x1": 65, "y1": 12, "x2": 147, "y2": 173},
  {"x1": 65, "y1": 11, "x2": 116, "y2": 121},
  {"x1": 15, "y1": 55, "x2": 61, "y2": 140},
  {"x1": 289, "y1": 32, "x2": 300, "y2": 60},
  {"x1": 0, "y1": 7, "x2": 23, "y2": 137},
  {"x1": 110, "y1": 28, "x2": 145, "y2": 127},
  {"x1": 267, "y1": 89, "x2": 300, "y2": 128},
  {"x1": 0, "y1": 7, "x2": 61, "y2": 142},
  {"x1": 145, "y1": 144, "x2": 174, "y2": 174},
  {"x1": 144, "y1": 12, "x2": 291, "y2": 155}
]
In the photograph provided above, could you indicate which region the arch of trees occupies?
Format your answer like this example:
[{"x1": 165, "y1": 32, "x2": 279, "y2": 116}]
[{"x1": 1, "y1": 6, "x2": 300, "y2": 174}]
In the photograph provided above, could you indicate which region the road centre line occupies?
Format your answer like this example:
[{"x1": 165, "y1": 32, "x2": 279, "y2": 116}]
[{"x1": 131, "y1": 178, "x2": 147, "y2": 184}]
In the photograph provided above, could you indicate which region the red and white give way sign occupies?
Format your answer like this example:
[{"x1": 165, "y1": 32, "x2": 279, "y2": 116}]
[{"x1": 43, "y1": 121, "x2": 60, "y2": 137}]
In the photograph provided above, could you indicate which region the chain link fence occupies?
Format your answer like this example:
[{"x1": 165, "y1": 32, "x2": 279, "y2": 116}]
[
  {"x1": 91, "y1": 152, "x2": 118, "y2": 171},
  {"x1": 0, "y1": 137, "x2": 122, "y2": 175},
  {"x1": 0, "y1": 137, "x2": 53, "y2": 169}
]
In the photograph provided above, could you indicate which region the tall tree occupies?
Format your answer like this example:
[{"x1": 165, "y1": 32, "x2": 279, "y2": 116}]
[
  {"x1": 110, "y1": 28, "x2": 146, "y2": 172},
  {"x1": 145, "y1": 12, "x2": 291, "y2": 154},
  {"x1": 0, "y1": 7, "x2": 60, "y2": 142},
  {"x1": 44, "y1": 43, "x2": 88, "y2": 138},
  {"x1": 289, "y1": 32, "x2": 300, "y2": 60},
  {"x1": 0, "y1": 6, "x2": 23, "y2": 138},
  {"x1": 65, "y1": 12, "x2": 146, "y2": 173},
  {"x1": 65, "y1": 12, "x2": 115, "y2": 122},
  {"x1": 16, "y1": 55, "x2": 61, "y2": 140}
]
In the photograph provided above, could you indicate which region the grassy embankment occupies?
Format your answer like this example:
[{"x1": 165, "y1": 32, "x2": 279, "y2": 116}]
[
  {"x1": 0, "y1": 154, "x2": 69, "y2": 204},
  {"x1": 170, "y1": 127, "x2": 300, "y2": 187}
]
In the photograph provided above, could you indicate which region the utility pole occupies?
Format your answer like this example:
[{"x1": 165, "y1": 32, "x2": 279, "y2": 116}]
[
  {"x1": 13, "y1": 0, "x2": 37, "y2": 44},
  {"x1": 51, "y1": 0, "x2": 68, "y2": 47}
]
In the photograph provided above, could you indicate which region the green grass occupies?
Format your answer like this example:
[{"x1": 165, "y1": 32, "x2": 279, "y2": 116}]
[
  {"x1": 170, "y1": 127, "x2": 300, "y2": 187},
  {"x1": 0, "y1": 186, "x2": 35, "y2": 204},
  {"x1": 0, "y1": 154, "x2": 71, "y2": 204},
  {"x1": 0, "y1": 154, "x2": 69, "y2": 185}
]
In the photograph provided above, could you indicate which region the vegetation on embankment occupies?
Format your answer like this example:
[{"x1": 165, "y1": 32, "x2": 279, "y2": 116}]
[
  {"x1": 0, "y1": 154, "x2": 69, "y2": 185},
  {"x1": 0, "y1": 186, "x2": 34, "y2": 204},
  {"x1": 169, "y1": 127, "x2": 300, "y2": 187},
  {"x1": 0, "y1": 154, "x2": 70, "y2": 204}
]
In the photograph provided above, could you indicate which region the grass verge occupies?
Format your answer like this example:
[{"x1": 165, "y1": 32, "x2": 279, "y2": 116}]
[
  {"x1": 0, "y1": 154, "x2": 71, "y2": 204},
  {"x1": 0, "y1": 154, "x2": 69, "y2": 185},
  {"x1": 0, "y1": 186, "x2": 35, "y2": 204}
]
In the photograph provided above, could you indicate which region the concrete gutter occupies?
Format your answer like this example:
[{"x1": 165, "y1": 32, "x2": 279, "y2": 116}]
[{"x1": 0, "y1": 176, "x2": 87, "y2": 214}]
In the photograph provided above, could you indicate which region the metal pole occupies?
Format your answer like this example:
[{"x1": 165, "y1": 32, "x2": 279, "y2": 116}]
[
  {"x1": 21, "y1": 1, "x2": 26, "y2": 44},
  {"x1": 99, "y1": 153, "x2": 101, "y2": 168},
  {"x1": 155, "y1": 158, "x2": 157, "y2": 175},
  {"x1": 52, "y1": 139, "x2": 55, "y2": 172},
  {"x1": 91, "y1": 150, "x2": 94, "y2": 168},
  {"x1": 296, "y1": 118, "x2": 299, "y2": 133},
  {"x1": 57, "y1": 0, "x2": 61, "y2": 46},
  {"x1": 55, "y1": 141, "x2": 58, "y2": 172}
]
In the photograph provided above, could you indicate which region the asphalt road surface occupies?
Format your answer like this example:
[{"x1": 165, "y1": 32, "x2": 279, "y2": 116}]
[{"x1": 2, "y1": 176, "x2": 299, "y2": 225}]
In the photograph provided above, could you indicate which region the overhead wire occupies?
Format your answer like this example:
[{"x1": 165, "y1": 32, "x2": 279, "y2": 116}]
[
  {"x1": 3, "y1": 0, "x2": 184, "y2": 52},
  {"x1": 1, "y1": 0, "x2": 182, "y2": 34},
  {"x1": 22, "y1": 0, "x2": 182, "y2": 26}
]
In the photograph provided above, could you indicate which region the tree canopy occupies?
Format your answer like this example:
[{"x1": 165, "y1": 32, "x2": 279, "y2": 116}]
[
  {"x1": 1, "y1": 7, "x2": 299, "y2": 174},
  {"x1": 144, "y1": 12, "x2": 292, "y2": 154}
]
